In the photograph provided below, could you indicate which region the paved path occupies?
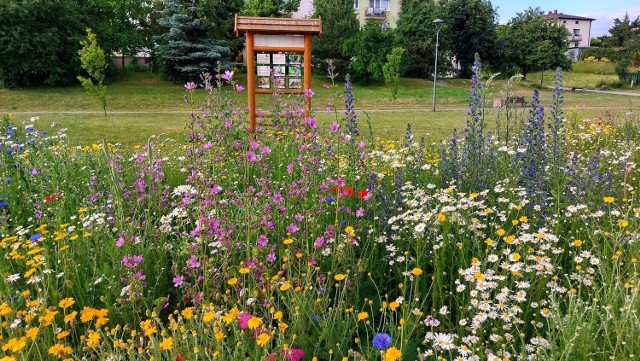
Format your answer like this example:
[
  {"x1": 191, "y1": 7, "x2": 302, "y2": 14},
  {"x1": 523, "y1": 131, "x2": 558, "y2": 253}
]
[{"x1": 563, "y1": 87, "x2": 640, "y2": 97}]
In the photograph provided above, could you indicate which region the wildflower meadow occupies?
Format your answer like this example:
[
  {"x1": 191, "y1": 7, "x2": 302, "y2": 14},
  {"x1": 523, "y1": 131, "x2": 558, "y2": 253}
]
[{"x1": 1, "y1": 60, "x2": 639, "y2": 361}]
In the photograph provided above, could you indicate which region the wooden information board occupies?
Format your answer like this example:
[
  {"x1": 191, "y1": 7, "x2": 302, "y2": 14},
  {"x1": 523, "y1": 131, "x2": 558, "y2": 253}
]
[{"x1": 235, "y1": 16, "x2": 322, "y2": 132}]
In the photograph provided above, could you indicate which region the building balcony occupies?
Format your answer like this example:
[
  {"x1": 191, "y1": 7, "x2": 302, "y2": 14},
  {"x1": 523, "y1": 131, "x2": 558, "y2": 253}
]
[
  {"x1": 366, "y1": 7, "x2": 387, "y2": 19},
  {"x1": 568, "y1": 35, "x2": 582, "y2": 42}
]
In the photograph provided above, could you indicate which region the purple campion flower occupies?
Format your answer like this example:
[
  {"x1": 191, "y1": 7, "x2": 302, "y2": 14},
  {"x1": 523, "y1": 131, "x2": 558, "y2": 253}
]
[
  {"x1": 305, "y1": 116, "x2": 317, "y2": 129},
  {"x1": 286, "y1": 223, "x2": 299, "y2": 234},
  {"x1": 172, "y1": 274, "x2": 184, "y2": 287},
  {"x1": 234, "y1": 83, "x2": 245, "y2": 93},
  {"x1": 133, "y1": 255, "x2": 144, "y2": 264},
  {"x1": 250, "y1": 141, "x2": 259, "y2": 150},
  {"x1": 372, "y1": 333, "x2": 392, "y2": 350},
  {"x1": 267, "y1": 253, "x2": 276, "y2": 262},
  {"x1": 221, "y1": 70, "x2": 234, "y2": 83},
  {"x1": 329, "y1": 122, "x2": 340, "y2": 132},
  {"x1": 184, "y1": 82, "x2": 197, "y2": 91},
  {"x1": 260, "y1": 146, "x2": 271, "y2": 155},
  {"x1": 287, "y1": 163, "x2": 294, "y2": 174},
  {"x1": 202, "y1": 141, "x2": 214, "y2": 151},
  {"x1": 256, "y1": 235, "x2": 269, "y2": 248},
  {"x1": 356, "y1": 207, "x2": 365, "y2": 217},
  {"x1": 132, "y1": 270, "x2": 146, "y2": 281},
  {"x1": 116, "y1": 234, "x2": 125, "y2": 248},
  {"x1": 273, "y1": 192, "x2": 283, "y2": 203},
  {"x1": 237, "y1": 312, "x2": 252, "y2": 329},
  {"x1": 246, "y1": 151, "x2": 262, "y2": 162},
  {"x1": 188, "y1": 254, "x2": 201, "y2": 269},
  {"x1": 303, "y1": 88, "x2": 314, "y2": 97}
]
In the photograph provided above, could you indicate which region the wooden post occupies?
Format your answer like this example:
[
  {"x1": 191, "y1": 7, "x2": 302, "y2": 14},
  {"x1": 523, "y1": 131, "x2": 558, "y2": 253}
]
[
  {"x1": 303, "y1": 34, "x2": 312, "y2": 116},
  {"x1": 246, "y1": 32, "x2": 256, "y2": 132}
]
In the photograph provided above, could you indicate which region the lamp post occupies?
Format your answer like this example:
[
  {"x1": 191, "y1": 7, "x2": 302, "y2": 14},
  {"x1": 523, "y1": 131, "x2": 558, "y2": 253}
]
[{"x1": 432, "y1": 18, "x2": 444, "y2": 112}]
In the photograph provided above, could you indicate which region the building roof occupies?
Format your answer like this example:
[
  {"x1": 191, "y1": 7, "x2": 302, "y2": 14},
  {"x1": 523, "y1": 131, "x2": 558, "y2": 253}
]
[
  {"x1": 544, "y1": 10, "x2": 595, "y2": 21},
  {"x1": 235, "y1": 16, "x2": 322, "y2": 36}
]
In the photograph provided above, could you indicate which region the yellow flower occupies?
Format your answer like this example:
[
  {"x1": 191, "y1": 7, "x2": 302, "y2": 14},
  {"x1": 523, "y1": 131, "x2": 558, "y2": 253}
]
[
  {"x1": 48, "y1": 343, "x2": 72, "y2": 358},
  {"x1": 181, "y1": 308, "x2": 193, "y2": 320},
  {"x1": 247, "y1": 316, "x2": 263, "y2": 330},
  {"x1": 357, "y1": 312, "x2": 368, "y2": 321},
  {"x1": 571, "y1": 239, "x2": 582, "y2": 247},
  {"x1": 0, "y1": 356, "x2": 17, "y2": 361},
  {"x1": 215, "y1": 331, "x2": 226, "y2": 341},
  {"x1": 26, "y1": 327, "x2": 39, "y2": 340},
  {"x1": 618, "y1": 219, "x2": 629, "y2": 228},
  {"x1": 280, "y1": 282, "x2": 291, "y2": 291},
  {"x1": 203, "y1": 311, "x2": 216, "y2": 323},
  {"x1": 389, "y1": 301, "x2": 400, "y2": 310},
  {"x1": 227, "y1": 277, "x2": 238, "y2": 286},
  {"x1": 86, "y1": 330, "x2": 101, "y2": 347},
  {"x1": 603, "y1": 196, "x2": 615, "y2": 203},
  {"x1": 64, "y1": 311, "x2": 77, "y2": 324},
  {"x1": 58, "y1": 297, "x2": 75, "y2": 309},
  {"x1": 384, "y1": 346, "x2": 402, "y2": 361},
  {"x1": 256, "y1": 333, "x2": 270, "y2": 347},
  {"x1": 283, "y1": 238, "x2": 294, "y2": 245},
  {"x1": 334, "y1": 274, "x2": 346, "y2": 281},
  {"x1": 239, "y1": 267, "x2": 250, "y2": 274},
  {"x1": 1, "y1": 337, "x2": 27, "y2": 352},
  {"x1": 159, "y1": 336, "x2": 173, "y2": 351},
  {"x1": 410, "y1": 267, "x2": 423, "y2": 276},
  {"x1": 56, "y1": 330, "x2": 70, "y2": 340},
  {"x1": 437, "y1": 213, "x2": 446, "y2": 222},
  {"x1": 80, "y1": 307, "x2": 97, "y2": 323},
  {"x1": 273, "y1": 311, "x2": 283, "y2": 320}
]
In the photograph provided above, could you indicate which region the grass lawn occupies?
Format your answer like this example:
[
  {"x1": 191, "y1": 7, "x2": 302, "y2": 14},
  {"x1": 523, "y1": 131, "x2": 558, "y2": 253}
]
[{"x1": 1, "y1": 71, "x2": 639, "y2": 146}]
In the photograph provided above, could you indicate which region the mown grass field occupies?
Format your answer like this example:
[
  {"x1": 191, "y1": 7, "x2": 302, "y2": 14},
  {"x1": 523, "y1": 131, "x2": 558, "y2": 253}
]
[{"x1": 1, "y1": 67, "x2": 639, "y2": 146}]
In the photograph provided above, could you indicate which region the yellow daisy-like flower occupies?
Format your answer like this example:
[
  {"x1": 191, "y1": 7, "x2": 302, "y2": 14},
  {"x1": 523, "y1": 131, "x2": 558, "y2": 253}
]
[
  {"x1": 280, "y1": 282, "x2": 291, "y2": 291},
  {"x1": 239, "y1": 267, "x2": 250, "y2": 274},
  {"x1": 334, "y1": 274, "x2": 346, "y2": 281},
  {"x1": 159, "y1": 336, "x2": 173, "y2": 351},
  {"x1": 26, "y1": 327, "x2": 39, "y2": 340},
  {"x1": 58, "y1": 297, "x2": 75, "y2": 309},
  {"x1": 48, "y1": 343, "x2": 72, "y2": 358},
  {"x1": 203, "y1": 311, "x2": 216, "y2": 323},
  {"x1": 618, "y1": 219, "x2": 629, "y2": 228},
  {"x1": 283, "y1": 238, "x2": 294, "y2": 245},
  {"x1": 247, "y1": 316, "x2": 264, "y2": 330},
  {"x1": 228, "y1": 277, "x2": 238, "y2": 286},
  {"x1": 273, "y1": 311, "x2": 283, "y2": 320},
  {"x1": 181, "y1": 308, "x2": 193, "y2": 320},
  {"x1": 64, "y1": 311, "x2": 77, "y2": 324},
  {"x1": 571, "y1": 239, "x2": 582, "y2": 247},
  {"x1": 437, "y1": 213, "x2": 446, "y2": 222},
  {"x1": 389, "y1": 301, "x2": 400, "y2": 311},
  {"x1": 357, "y1": 312, "x2": 368, "y2": 321},
  {"x1": 603, "y1": 196, "x2": 615, "y2": 203},
  {"x1": 86, "y1": 330, "x2": 101, "y2": 348},
  {"x1": 384, "y1": 346, "x2": 402, "y2": 361},
  {"x1": 215, "y1": 331, "x2": 226, "y2": 341},
  {"x1": 256, "y1": 333, "x2": 270, "y2": 347},
  {"x1": 410, "y1": 267, "x2": 423, "y2": 276}
]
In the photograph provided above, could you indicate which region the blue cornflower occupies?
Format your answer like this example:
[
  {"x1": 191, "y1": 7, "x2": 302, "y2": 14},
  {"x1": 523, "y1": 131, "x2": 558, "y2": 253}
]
[
  {"x1": 372, "y1": 332, "x2": 392, "y2": 350},
  {"x1": 0, "y1": 200, "x2": 8, "y2": 208},
  {"x1": 311, "y1": 315, "x2": 318, "y2": 322},
  {"x1": 326, "y1": 196, "x2": 334, "y2": 203},
  {"x1": 5, "y1": 177, "x2": 11, "y2": 184},
  {"x1": 29, "y1": 233, "x2": 42, "y2": 242}
]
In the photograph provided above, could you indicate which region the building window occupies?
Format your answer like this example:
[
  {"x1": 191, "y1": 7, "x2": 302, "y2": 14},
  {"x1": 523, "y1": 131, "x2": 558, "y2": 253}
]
[
  {"x1": 574, "y1": 43, "x2": 578, "y2": 48},
  {"x1": 354, "y1": 0, "x2": 358, "y2": 9},
  {"x1": 369, "y1": 0, "x2": 389, "y2": 11},
  {"x1": 573, "y1": 29, "x2": 580, "y2": 36},
  {"x1": 575, "y1": 20, "x2": 579, "y2": 24},
  {"x1": 562, "y1": 20, "x2": 566, "y2": 23}
]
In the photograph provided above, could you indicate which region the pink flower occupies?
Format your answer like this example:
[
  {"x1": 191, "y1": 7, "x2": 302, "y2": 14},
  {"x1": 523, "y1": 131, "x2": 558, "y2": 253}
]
[
  {"x1": 282, "y1": 348, "x2": 304, "y2": 361},
  {"x1": 303, "y1": 88, "x2": 315, "y2": 97},
  {"x1": 234, "y1": 83, "x2": 245, "y2": 93},
  {"x1": 187, "y1": 254, "x2": 200, "y2": 269},
  {"x1": 184, "y1": 82, "x2": 197, "y2": 91},
  {"x1": 329, "y1": 122, "x2": 340, "y2": 132},
  {"x1": 238, "y1": 312, "x2": 252, "y2": 329},
  {"x1": 172, "y1": 274, "x2": 184, "y2": 287},
  {"x1": 221, "y1": 70, "x2": 234, "y2": 82},
  {"x1": 116, "y1": 234, "x2": 125, "y2": 247}
]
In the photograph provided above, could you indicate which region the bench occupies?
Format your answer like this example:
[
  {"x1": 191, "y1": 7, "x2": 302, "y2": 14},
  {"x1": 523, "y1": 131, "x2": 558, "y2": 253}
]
[
  {"x1": 493, "y1": 96, "x2": 527, "y2": 108},
  {"x1": 571, "y1": 87, "x2": 584, "y2": 91}
]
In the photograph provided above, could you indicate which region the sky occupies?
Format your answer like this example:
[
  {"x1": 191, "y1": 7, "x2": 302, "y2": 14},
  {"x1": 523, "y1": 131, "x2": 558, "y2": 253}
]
[{"x1": 490, "y1": 0, "x2": 640, "y2": 37}]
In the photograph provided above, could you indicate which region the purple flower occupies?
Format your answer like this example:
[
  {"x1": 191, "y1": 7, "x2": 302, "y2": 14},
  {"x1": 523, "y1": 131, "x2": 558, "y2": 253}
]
[
  {"x1": 221, "y1": 70, "x2": 234, "y2": 83},
  {"x1": 260, "y1": 146, "x2": 271, "y2": 155},
  {"x1": 237, "y1": 312, "x2": 252, "y2": 329},
  {"x1": 257, "y1": 235, "x2": 269, "y2": 248},
  {"x1": 273, "y1": 192, "x2": 283, "y2": 203},
  {"x1": 329, "y1": 122, "x2": 340, "y2": 132},
  {"x1": 234, "y1": 83, "x2": 245, "y2": 93},
  {"x1": 267, "y1": 253, "x2": 276, "y2": 262},
  {"x1": 246, "y1": 151, "x2": 262, "y2": 162},
  {"x1": 116, "y1": 234, "x2": 125, "y2": 247},
  {"x1": 184, "y1": 82, "x2": 197, "y2": 91},
  {"x1": 286, "y1": 223, "x2": 299, "y2": 234},
  {"x1": 188, "y1": 254, "x2": 201, "y2": 269},
  {"x1": 172, "y1": 274, "x2": 184, "y2": 287},
  {"x1": 372, "y1": 333, "x2": 392, "y2": 350},
  {"x1": 133, "y1": 255, "x2": 144, "y2": 264},
  {"x1": 303, "y1": 88, "x2": 315, "y2": 97}
]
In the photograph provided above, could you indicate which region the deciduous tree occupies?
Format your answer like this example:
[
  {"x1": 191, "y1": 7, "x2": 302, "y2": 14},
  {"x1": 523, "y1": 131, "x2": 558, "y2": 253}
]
[{"x1": 312, "y1": 0, "x2": 359, "y2": 77}]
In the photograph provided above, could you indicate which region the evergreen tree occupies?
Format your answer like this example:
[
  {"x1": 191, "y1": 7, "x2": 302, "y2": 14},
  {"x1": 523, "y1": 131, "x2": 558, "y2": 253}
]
[
  {"x1": 312, "y1": 0, "x2": 359, "y2": 77},
  {"x1": 154, "y1": 0, "x2": 229, "y2": 83}
]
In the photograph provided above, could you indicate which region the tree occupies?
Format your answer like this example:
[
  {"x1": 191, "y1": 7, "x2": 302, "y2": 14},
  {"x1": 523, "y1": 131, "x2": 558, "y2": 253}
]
[
  {"x1": 0, "y1": 0, "x2": 85, "y2": 87},
  {"x1": 312, "y1": 0, "x2": 359, "y2": 77},
  {"x1": 342, "y1": 21, "x2": 395, "y2": 83},
  {"x1": 443, "y1": 0, "x2": 497, "y2": 78},
  {"x1": 242, "y1": 0, "x2": 301, "y2": 17},
  {"x1": 395, "y1": 0, "x2": 449, "y2": 78},
  {"x1": 153, "y1": 0, "x2": 230, "y2": 83},
  {"x1": 77, "y1": 29, "x2": 108, "y2": 115},
  {"x1": 498, "y1": 8, "x2": 571, "y2": 80},
  {"x1": 383, "y1": 47, "x2": 404, "y2": 101}
]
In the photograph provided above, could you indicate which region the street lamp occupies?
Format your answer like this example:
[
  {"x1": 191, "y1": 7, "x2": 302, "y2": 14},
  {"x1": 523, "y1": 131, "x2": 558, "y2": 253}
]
[{"x1": 432, "y1": 18, "x2": 444, "y2": 112}]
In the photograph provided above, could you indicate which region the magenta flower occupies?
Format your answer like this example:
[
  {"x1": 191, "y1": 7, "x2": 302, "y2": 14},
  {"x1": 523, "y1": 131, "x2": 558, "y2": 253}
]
[
  {"x1": 257, "y1": 234, "x2": 269, "y2": 248},
  {"x1": 286, "y1": 223, "x2": 299, "y2": 234},
  {"x1": 187, "y1": 254, "x2": 201, "y2": 269},
  {"x1": 246, "y1": 151, "x2": 262, "y2": 162},
  {"x1": 238, "y1": 312, "x2": 252, "y2": 329},
  {"x1": 282, "y1": 348, "x2": 304, "y2": 361},
  {"x1": 303, "y1": 88, "x2": 314, "y2": 97},
  {"x1": 234, "y1": 83, "x2": 245, "y2": 93},
  {"x1": 116, "y1": 234, "x2": 125, "y2": 248},
  {"x1": 172, "y1": 275, "x2": 184, "y2": 287},
  {"x1": 184, "y1": 82, "x2": 197, "y2": 91},
  {"x1": 221, "y1": 70, "x2": 234, "y2": 82},
  {"x1": 329, "y1": 122, "x2": 340, "y2": 132}
]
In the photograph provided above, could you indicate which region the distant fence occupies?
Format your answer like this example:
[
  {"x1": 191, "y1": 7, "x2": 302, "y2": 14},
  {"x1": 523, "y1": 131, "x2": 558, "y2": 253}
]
[{"x1": 622, "y1": 71, "x2": 640, "y2": 87}]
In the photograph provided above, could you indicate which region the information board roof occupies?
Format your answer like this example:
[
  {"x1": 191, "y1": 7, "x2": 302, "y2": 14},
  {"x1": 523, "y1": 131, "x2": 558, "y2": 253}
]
[{"x1": 235, "y1": 15, "x2": 322, "y2": 36}]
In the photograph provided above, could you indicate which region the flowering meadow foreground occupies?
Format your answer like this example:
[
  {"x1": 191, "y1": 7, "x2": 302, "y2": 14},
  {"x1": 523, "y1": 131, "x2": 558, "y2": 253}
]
[{"x1": 1, "y1": 62, "x2": 639, "y2": 361}]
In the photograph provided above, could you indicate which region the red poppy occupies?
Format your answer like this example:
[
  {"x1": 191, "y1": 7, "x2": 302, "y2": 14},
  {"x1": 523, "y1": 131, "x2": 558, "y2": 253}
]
[
  {"x1": 345, "y1": 187, "x2": 354, "y2": 196},
  {"x1": 44, "y1": 193, "x2": 62, "y2": 202},
  {"x1": 357, "y1": 189, "x2": 368, "y2": 199}
]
